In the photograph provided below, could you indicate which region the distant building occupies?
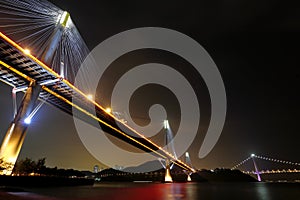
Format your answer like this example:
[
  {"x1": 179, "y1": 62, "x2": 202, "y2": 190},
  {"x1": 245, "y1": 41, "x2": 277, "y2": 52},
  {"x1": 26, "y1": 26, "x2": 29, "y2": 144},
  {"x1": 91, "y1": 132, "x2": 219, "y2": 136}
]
[{"x1": 94, "y1": 165, "x2": 99, "y2": 173}]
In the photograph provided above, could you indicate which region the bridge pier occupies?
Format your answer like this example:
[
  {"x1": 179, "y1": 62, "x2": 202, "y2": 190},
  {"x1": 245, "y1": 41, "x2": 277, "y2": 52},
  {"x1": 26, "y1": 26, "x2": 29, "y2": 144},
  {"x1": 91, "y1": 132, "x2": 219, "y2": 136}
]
[
  {"x1": 0, "y1": 81, "x2": 41, "y2": 175},
  {"x1": 187, "y1": 173, "x2": 192, "y2": 181},
  {"x1": 164, "y1": 159, "x2": 173, "y2": 182}
]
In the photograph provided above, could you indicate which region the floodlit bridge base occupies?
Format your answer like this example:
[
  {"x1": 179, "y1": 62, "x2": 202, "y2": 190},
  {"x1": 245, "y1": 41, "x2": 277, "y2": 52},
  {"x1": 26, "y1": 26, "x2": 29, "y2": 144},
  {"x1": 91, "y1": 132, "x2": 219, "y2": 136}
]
[{"x1": 0, "y1": 82, "x2": 41, "y2": 175}]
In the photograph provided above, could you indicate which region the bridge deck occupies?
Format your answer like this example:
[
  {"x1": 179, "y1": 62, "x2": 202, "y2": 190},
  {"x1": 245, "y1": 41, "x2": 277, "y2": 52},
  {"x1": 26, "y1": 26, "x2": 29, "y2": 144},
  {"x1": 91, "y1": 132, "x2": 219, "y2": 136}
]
[{"x1": 0, "y1": 32, "x2": 194, "y2": 172}]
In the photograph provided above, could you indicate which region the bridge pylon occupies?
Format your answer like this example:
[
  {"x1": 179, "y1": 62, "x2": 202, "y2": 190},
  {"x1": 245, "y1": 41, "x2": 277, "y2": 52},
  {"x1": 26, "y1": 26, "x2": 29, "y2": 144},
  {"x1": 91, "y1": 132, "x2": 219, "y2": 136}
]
[
  {"x1": 251, "y1": 154, "x2": 261, "y2": 182},
  {"x1": 0, "y1": 81, "x2": 41, "y2": 175},
  {"x1": 163, "y1": 120, "x2": 173, "y2": 182},
  {"x1": 164, "y1": 158, "x2": 173, "y2": 182},
  {"x1": 184, "y1": 152, "x2": 193, "y2": 181},
  {"x1": 40, "y1": 11, "x2": 70, "y2": 67},
  {"x1": 0, "y1": 11, "x2": 71, "y2": 175}
]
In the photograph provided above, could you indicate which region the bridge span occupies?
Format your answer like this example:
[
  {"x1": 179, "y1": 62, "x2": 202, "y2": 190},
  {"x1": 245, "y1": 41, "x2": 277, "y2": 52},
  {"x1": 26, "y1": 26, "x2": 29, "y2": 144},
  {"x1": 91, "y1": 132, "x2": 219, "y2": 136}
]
[{"x1": 0, "y1": 32, "x2": 194, "y2": 175}]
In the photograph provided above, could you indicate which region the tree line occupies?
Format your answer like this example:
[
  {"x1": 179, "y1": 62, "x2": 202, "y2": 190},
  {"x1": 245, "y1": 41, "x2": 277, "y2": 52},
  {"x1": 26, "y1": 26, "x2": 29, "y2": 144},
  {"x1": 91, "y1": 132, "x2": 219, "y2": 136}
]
[{"x1": 1, "y1": 157, "x2": 85, "y2": 177}]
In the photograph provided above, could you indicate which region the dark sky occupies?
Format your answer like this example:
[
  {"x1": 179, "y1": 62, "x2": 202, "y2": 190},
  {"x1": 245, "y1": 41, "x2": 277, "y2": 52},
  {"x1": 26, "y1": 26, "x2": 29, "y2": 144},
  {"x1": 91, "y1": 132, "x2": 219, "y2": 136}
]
[{"x1": 0, "y1": 0, "x2": 299, "y2": 171}]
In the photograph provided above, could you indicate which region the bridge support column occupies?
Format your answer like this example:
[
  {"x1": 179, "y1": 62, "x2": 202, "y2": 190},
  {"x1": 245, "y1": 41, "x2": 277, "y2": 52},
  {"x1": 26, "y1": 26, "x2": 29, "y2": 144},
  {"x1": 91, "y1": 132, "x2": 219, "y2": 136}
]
[
  {"x1": 164, "y1": 159, "x2": 173, "y2": 182},
  {"x1": 187, "y1": 173, "x2": 192, "y2": 182},
  {"x1": 251, "y1": 154, "x2": 261, "y2": 182},
  {"x1": 0, "y1": 81, "x2": 41, "y2": 175}
]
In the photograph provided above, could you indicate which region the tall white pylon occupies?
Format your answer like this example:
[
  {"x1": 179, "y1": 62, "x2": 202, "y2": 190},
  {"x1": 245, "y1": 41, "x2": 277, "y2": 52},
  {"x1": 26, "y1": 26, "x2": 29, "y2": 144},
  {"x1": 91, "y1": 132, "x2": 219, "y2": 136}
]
[
  {"x1": 163, "y1": 120, "x2": 173, "y2": 182},
  {"x1": 251, "y1": 154, "x2": 262, "y2": 182}
]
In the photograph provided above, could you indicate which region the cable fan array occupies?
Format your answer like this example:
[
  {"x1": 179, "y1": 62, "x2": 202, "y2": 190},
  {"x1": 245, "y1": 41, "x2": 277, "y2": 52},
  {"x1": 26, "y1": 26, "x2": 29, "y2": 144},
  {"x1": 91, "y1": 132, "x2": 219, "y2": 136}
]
[{"x1": 0, "y1": 0, "x2": 90, "y2": 83}]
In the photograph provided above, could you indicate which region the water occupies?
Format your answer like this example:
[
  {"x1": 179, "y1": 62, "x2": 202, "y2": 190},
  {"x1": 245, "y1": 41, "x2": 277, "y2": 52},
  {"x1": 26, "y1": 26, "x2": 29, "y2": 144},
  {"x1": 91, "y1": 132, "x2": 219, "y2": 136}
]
[{"x1": 7, "y1": 182, "x2": 300, "y2": 200}]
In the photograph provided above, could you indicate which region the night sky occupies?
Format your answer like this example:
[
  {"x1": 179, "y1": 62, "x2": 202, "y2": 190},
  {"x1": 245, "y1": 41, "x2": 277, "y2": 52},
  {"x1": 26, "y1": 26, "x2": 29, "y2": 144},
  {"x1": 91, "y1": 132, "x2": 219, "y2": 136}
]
[{"x1": 0, "y1": 0, "x2": 299, "y2": 171}]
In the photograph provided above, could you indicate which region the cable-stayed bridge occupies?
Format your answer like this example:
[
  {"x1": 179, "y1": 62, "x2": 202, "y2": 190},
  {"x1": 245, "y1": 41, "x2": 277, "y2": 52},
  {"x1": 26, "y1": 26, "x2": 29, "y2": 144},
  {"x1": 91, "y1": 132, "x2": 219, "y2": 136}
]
[
  {"x1": 0, "y1": 0, "x2": 194, "y2": 178},
  {"x1": 232, "y1": 154, "x2": 300, "y2": 182}
]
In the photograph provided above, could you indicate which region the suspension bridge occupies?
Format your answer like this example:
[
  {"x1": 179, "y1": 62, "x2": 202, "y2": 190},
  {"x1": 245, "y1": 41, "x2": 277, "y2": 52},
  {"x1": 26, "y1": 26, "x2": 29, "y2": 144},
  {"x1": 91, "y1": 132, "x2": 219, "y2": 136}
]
[
  {"x1": 232, "y1": 154, "x2": 300, "y2": 182},
  {"x1": 1, "y1": 0, "x2": 298, "y2": 183},
  {"x1": 0, "y1": 0, "x2": 194, "y2": 180}
]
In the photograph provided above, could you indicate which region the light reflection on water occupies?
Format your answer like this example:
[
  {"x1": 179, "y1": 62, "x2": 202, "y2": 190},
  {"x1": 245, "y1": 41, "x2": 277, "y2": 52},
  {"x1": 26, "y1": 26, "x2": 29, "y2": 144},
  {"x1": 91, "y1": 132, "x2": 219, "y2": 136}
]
[
  {"x1": 9, "y1": 182, "x2": 300, "y2": 200},
  {"x1": 255, "y1": 183, "x2": 271, "y2": 200}
]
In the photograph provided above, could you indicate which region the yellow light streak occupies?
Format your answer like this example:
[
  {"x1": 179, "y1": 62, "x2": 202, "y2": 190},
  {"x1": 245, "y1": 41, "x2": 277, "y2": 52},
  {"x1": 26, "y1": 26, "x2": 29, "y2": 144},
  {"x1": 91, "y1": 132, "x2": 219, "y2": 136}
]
[{"x1": 0, "y1": 60, "x2": 33, "y2": 82}]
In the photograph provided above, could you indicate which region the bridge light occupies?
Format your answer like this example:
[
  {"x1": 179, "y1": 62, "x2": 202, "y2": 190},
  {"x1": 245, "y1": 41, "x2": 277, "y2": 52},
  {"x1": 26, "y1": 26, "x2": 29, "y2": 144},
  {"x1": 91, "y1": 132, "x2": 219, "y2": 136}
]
[
  {"x1": 87, "y1": 94, "x2": 93, "y2": 100},
  {"x1": 24, "y1": 117, "x2": 31, "y2": 124},
  {"x1": 105, "y1": 107, "x2": 111, "y2": 113},
  {"x1": 23, "y1": 49, "x2": 30, "y2": 55}
]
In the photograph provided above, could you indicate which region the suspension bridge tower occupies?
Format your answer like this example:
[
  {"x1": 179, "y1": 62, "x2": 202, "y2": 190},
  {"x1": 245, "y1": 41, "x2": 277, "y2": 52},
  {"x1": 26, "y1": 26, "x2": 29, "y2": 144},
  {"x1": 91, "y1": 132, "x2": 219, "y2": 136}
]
[
  {"x1": 0, "y1": 11, "x2": 71, "y2": 175},
  {"x1": 251, "y1": 154, "x2": 261, "y2": 182},
  {"x1": 163, "y1": 120, "x2": 173, "y2": 182},
  {"x1": 185, "y1": 152, "x2": 193, "y2": 181}
]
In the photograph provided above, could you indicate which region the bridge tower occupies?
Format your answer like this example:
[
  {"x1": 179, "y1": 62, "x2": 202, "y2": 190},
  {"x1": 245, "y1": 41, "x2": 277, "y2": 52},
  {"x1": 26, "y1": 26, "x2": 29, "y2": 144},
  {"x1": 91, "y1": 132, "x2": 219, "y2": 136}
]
[
  {"x1": 0, "y1": 12, "x2": 70, "y2": 175},
  {"x1": 251, "y1": 154, "x2": 261, "y2": 182},
  {"x1": 163, "y1": 120, "x2": 173, "y2": 182},
  {"x1": 185, "y1": 152, "x2": 192, "y2": 181}
]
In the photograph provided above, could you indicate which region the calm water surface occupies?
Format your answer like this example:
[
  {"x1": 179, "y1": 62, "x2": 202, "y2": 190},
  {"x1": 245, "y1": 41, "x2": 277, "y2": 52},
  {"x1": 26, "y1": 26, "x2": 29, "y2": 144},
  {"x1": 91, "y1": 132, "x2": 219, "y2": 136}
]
[{"x1": 8, "y1": 182, "x2": 300, "y2": 200}]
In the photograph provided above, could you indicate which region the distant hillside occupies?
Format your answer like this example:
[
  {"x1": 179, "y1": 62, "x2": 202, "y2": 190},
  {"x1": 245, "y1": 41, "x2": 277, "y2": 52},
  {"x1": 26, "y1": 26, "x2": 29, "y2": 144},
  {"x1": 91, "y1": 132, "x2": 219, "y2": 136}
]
[
  {"x1": 97, "y1": 161, "x2": 256, "y2": 182},
  {"x1": 196, "y1": 168, "x2": 257, "y2": 182},
  {"x1": 123, "y1": 160, "x2": 164, "y2": 173}
]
